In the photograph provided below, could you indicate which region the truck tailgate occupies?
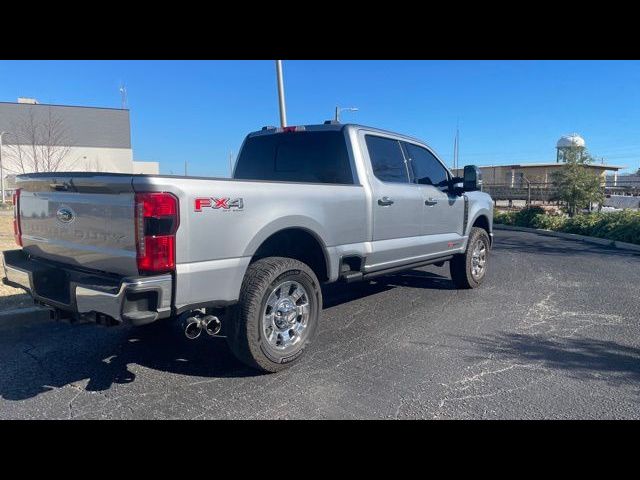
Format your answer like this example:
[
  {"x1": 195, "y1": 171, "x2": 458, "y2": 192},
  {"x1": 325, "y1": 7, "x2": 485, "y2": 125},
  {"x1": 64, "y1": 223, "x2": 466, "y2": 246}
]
[{"x1": 16, "y1": 173, "x2": 139, "y2": 276}]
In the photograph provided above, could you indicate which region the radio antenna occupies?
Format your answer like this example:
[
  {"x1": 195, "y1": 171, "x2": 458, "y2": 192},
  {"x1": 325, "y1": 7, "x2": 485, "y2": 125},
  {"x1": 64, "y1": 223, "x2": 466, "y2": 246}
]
[
  {"x1": 453, "y1": 121, "x2": 460, "y2": 170},
  {"x1": 119, "y1": 84, "x2": 128, "y2": 109}
]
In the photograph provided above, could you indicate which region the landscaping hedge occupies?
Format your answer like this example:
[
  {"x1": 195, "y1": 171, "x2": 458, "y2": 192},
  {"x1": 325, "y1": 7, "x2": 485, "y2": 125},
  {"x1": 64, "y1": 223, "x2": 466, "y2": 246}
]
[{"x1": 494, "y1": 208, "x2": 640, "y2": 245}]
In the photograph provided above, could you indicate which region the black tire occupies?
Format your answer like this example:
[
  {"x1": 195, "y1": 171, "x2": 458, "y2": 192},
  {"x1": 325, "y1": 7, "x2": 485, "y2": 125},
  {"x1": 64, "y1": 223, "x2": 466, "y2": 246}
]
[
  {"x1": 449, "y1": 227, "x2": 490, "y2": 289},
  {"x1": 227, "y1": 257, "x2": 322, "y2": 373}
]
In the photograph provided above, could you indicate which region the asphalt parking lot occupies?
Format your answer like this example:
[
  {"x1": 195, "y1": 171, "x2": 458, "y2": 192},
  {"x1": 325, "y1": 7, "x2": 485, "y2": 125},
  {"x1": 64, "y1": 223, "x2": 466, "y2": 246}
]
[{"x1": 1, "y1": 229, "x2": 639, "y2": 419}]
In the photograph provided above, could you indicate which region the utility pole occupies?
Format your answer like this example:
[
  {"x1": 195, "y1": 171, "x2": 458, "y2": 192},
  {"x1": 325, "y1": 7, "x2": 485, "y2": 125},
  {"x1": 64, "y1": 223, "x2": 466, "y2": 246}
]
[
  {"x1": 184, "y1": 160, "x2": 188, "y2": 176},
  {"x1": 275, "y1": 60, "x2": 287, "y2": 127},
  {"x1": 229, "y1": 150, "x2": 234, "y2": 177}
]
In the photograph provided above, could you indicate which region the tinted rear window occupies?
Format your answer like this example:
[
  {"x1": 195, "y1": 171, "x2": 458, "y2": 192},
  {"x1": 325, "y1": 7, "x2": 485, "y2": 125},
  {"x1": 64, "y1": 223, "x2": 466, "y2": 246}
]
[{"x1": 234, "y1": 131, "x2": 355, "y2": 184}]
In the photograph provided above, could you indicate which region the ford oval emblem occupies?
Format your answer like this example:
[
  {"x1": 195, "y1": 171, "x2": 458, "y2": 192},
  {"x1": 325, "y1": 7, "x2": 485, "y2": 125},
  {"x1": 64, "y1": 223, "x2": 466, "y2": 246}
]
[{"x1": 56, "y1": 206, "x2": 75, "y2": 224}]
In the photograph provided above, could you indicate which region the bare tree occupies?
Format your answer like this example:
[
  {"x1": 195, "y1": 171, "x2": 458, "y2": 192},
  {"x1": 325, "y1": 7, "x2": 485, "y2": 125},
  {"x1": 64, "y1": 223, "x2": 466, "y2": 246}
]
[{"x1": 4, "y1": 107, "x2": 75, "y2": 174}]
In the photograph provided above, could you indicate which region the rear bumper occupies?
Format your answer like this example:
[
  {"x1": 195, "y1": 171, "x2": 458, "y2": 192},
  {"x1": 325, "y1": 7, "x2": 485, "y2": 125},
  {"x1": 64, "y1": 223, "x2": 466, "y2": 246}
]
[{"x1": 2, "y1": 249, "x2": 172, "y2": 326}]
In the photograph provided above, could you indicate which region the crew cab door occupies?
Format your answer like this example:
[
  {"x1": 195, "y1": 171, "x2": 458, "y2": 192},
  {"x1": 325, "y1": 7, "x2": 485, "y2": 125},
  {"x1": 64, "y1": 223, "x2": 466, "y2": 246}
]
[
  {"x1": 401, "y1": 141, "x2": 465, "y2": 254},
  {"x1": 361, "y1": 133, "x2": 424, "y2": 270}
]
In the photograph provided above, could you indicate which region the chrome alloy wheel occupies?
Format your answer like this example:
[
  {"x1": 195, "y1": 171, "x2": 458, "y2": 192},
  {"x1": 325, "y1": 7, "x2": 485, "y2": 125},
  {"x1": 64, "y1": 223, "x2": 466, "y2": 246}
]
[
  {"x1": 471, "y1": 239, "x2": 487, "y2": 280},
  {"x1": 262, "y1": 280, "x2": 311, "y2": 351}
]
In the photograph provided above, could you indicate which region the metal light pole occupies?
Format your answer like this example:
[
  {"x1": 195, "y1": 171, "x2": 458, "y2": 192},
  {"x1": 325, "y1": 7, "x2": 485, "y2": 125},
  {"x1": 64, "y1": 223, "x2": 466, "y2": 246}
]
[
  {"x1": 275, "y1": 60, "x2": 287, "y2": 127},
  {"x1": 335, "y1": 106, "x2": 358, "y2": 123},
  {"x1": 0, "y1": 131, "x2": 8, "y2": 204}
]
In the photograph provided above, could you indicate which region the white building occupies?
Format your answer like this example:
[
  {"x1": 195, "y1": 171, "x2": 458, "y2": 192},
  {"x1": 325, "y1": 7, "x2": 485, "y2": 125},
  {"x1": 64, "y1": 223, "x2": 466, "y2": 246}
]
[{"x1": 0, "y1": 98, "x2": 158, "y2": 179}]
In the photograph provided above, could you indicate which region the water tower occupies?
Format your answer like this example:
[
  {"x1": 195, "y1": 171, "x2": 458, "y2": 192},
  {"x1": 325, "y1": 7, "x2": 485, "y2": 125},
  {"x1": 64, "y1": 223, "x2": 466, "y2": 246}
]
[{"x1": 556, "y1": 133, "x2": 586, "y2": 163}]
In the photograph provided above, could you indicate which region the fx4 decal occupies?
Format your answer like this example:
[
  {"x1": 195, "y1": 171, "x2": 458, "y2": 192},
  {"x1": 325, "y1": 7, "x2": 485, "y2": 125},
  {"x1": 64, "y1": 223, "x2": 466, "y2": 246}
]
[{"x1": 194, "y1": 197, "x2": 244, "y2": 212}]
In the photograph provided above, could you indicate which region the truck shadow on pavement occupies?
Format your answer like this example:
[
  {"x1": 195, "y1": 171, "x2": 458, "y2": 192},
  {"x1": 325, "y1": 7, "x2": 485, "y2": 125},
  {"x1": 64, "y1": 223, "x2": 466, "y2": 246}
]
[
  {"x1": 0, "y1": 268, "x2": 455, "y2": 402},
  {"x1": 0, "y1": 321, "x2": 260, "y2": 401},
  {"x1": 462, "y1": 332, "x2": 640, "y2": 390},
  {"x1": 323, "y1": 269, "x2": 455, "y2": 308}
]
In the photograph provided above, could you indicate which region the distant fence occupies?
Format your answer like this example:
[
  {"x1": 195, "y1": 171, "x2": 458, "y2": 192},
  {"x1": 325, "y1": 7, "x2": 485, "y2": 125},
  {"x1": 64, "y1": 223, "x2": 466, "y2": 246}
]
[
  {"x1": 483, "y1": 180, "x2": 640, "y2": 205},
  {"x1": 483, "y1": 183, "x2": 558, "y2": 203},
  {"x1": 604, "y1": 196, "x2": 640, "y2": 209}
]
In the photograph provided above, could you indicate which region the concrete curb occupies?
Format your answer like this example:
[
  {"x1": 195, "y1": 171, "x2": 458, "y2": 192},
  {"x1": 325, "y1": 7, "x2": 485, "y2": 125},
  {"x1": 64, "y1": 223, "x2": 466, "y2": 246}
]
[{"x1": 494, "y1": 224, "x2": 640, "y2": 253}]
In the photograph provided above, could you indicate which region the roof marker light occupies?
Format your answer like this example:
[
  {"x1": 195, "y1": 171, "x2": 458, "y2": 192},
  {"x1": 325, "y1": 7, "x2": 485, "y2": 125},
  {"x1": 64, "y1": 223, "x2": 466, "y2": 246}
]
[{"x1": 279, "y1": 126, "x2": 306, "y2": 133}]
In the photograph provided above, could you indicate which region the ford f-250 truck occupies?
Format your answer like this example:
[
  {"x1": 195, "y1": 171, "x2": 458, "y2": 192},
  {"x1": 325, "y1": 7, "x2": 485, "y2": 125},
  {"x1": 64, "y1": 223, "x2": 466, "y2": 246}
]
[{"x1": 2, "y1": 123, "x2": 493, "y2": 372}]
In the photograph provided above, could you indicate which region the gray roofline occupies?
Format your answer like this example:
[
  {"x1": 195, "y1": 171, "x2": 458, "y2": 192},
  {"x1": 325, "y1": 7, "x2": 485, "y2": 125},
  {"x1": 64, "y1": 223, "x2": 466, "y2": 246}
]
[{"x1": 0, "y1": 101, "x2": 128, "y2": 112}]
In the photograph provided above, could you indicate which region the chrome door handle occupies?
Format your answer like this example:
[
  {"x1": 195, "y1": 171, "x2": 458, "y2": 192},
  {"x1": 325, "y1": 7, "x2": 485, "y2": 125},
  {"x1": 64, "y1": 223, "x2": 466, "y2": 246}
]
[
  {"x1": 378, "y1": 197, "x2": 394, "y2": 206},
  {"x1": 425, "y1": 198, "x2": 438, "y2": 206}
]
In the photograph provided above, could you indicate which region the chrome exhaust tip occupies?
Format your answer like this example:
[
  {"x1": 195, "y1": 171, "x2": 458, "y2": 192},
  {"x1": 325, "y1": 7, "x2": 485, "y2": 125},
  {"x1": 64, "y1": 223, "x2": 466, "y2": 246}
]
[
  {"x1": 203, "y1": 315, "x2": 222, "y2": 336},
  {"x1": 184, "y1": 316, "x2": 202, "y2": 340}
]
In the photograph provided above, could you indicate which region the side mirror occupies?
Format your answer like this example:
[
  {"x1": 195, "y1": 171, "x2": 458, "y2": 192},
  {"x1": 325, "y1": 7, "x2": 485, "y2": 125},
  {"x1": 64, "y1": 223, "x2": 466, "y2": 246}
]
[
  {"x1": 463, "y1": 165, "x2": 482, "y2": 191},
  {"x1": 448, "y1": 176, "x2": 464, "y2": 195}
]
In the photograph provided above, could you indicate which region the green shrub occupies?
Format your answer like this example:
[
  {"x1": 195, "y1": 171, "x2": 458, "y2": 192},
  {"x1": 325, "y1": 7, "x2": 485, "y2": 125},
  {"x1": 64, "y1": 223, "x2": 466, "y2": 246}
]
[
  {"x1": 493, "y1": 209, "x2": 516, "y2": 226},
  {"x1": 531, "y1": 214, "x2": 567, "y2": 231},
  {"x1": 562, "y1": 213, "x2": 603, "y2": 236},
  {"x1": 495, "y1": 207, "x2": 640, "y2": 245},
  {"x1": 513, "y1": 207, "x2": 545, "y2": 227},
  {"x1": 581, "y1": 210, "x2": 640, "y2": 244},
  {"x1": 494, "y1": 207, "x2": 551, "y2": 228}
]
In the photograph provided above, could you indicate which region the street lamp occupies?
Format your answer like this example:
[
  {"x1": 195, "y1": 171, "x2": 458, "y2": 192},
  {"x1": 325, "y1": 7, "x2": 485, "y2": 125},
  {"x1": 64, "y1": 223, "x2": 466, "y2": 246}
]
[
  {"x1": 334, "y1": 106, "x2": 359, "y2": 123},
  {"x1": 0, "y1": 131, "x2": 10, "y2": 204}
]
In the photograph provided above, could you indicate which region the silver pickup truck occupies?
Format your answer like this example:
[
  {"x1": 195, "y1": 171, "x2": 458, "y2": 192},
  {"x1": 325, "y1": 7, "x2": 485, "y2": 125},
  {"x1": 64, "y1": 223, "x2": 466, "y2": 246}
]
[{"x1": 2, "y1": 123, "x2": 493, "y2": 372}]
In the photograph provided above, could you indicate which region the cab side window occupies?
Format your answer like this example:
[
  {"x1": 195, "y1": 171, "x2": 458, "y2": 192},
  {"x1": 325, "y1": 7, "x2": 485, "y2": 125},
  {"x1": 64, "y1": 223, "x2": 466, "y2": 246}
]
[
  {"x1": 365, "y1": 135, "x2": 411, "y2": 183},
  {"x1": 403, "y1": 142, "x2": 449, "y2": 190}
]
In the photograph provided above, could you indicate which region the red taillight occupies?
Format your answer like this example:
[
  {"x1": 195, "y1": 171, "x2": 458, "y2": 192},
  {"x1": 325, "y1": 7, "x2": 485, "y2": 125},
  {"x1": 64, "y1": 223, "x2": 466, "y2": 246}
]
[
  {"x1": 135, "y1": 192, "x2": 179, "y2": 274},
  {"x1": 13, "y1": 189, "x2": 22, "y2": 247},
  {"x1": 137, "y1": 236, "x2": 176, "y2": 273},
  {"x1": 140, "y1": 192, "x2": 178, "y2": 217}
]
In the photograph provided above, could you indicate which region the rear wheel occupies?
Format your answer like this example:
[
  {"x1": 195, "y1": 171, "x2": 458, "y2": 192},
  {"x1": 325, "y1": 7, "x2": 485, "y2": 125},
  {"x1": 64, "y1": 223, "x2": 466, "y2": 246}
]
[
  {"x1": 227, "y1": 257, "x2": 322, "y2": 373},
  {"x1": 450, "y1": 227, "x2": 490, "y2": 289}
]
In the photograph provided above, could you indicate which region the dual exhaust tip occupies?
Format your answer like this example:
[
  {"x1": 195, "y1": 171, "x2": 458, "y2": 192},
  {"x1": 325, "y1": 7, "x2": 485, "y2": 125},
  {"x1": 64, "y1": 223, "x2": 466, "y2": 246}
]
[{"x1": 183, "y1": 314, "x2": 222, "y2": 340}]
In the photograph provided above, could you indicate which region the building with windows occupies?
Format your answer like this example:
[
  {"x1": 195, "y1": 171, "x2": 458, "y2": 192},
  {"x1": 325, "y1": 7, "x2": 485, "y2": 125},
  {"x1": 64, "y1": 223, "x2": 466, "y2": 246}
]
[
  {"x1": 453, "y1": 134, "x2": 624, "y2": 187},
  {"x1": 606, "y1": 172, "x2": 640, "y2": 188},
  {"x1": 458, "y1": 161, "x2": 623, "y2": 187},
  {"x1": 0, "y1": 99, "x2": 158, "y2": 184}
]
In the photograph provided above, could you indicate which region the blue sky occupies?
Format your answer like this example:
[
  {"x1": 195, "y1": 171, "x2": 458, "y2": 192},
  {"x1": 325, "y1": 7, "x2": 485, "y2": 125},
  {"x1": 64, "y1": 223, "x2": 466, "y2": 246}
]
[{"x1": 1, "y1": 60, "x2": 639, "y2": 175}]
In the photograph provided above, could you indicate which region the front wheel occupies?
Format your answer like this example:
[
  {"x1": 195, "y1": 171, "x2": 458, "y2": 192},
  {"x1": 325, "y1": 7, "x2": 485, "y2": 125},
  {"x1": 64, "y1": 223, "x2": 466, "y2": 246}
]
[
  {"x1": 449, "y1": 227, "x2": 490, "y2": 289},
  {"x1": 227, "y1": 257, "x2": 322, "y2": 373}
]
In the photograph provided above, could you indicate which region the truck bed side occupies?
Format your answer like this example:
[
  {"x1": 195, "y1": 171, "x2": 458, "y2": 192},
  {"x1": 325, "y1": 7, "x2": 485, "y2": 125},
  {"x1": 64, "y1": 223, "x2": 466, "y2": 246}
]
[{"x1": 130, "y1": 176, "x2": 367, "y2": 311}]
